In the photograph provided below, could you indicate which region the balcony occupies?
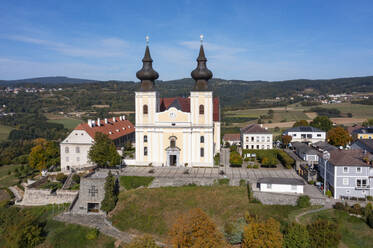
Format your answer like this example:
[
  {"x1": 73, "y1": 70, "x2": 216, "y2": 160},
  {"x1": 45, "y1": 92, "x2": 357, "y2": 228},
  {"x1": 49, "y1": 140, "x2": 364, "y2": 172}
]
[{"x1": 355, "y1": 185, "x2": 370, "y2": 190}]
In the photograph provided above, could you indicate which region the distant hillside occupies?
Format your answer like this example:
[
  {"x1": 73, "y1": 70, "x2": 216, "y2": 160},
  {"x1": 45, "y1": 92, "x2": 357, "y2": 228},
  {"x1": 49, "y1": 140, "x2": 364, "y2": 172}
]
[{"x1": 0, "y1": 76, "x2": 100, "y2": 85}]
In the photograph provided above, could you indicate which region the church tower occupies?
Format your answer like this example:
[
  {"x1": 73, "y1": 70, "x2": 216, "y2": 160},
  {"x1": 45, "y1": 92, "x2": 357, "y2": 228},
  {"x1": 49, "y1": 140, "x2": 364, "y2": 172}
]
[
  {"x1": 135, "y1": 37, "x2": 160, "y2": 163},
  {"x1": 190, "y1": 35, "x2": 214, "y2": 166}
]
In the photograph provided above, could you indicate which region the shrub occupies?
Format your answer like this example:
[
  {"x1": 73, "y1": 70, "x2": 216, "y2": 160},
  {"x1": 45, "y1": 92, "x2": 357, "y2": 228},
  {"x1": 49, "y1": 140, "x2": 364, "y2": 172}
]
[
  {"x1": 125, "y1": 235, "x2": 161, "y2": 248},
  {"x1": 239, "y1": 179, "x2": 246, "y2": 187},
  {"x1": 247, "y1": 183, "x2": 253, "y2": 202},
  {"x1": 367, "y1": 196, "x2": 373, "y2": 201},
  {"x1": 230, "y1": 151, "x2": 243, "y2": 166},
  {"x1": 307, "y1": 219, "x2": 340, "y2": 248},
  {"x1": 349, "y1": 203, "x2": 363, "y2": 216},
  {"x1": 86, "y1": 228, "x2": 99, "y2": 240},
  {"x1": 72, "y1": 174, "x2": 80, "y2": 184},
  {"x1": 244, "y1": 157, "x2": 250, "y2": 162},
  {"x1": 334, "y1": 202, "x2": 345, "y2": 210},
  {"x1": 253, "y1": 164, "x2": 259, "y2": 169},
  {"x1": 217, "y1": 178, "x2": 230, "y2": 185},
  {"x1": 169, "y1": 208, "x2": 226, "y2": 248},
  {"x1": 277, "y1": 150, "x2": 294, "y2": 169},
  {"x1": 242, "y1": 217, "x2": 283, "y2": 248},
  {"x1": 367, "y1": 213, "x2": 373, "y2": 228},
  {"x1": 120, "y1": 176, "x2": 154, "y2": 190},
  {"x1": 283, "y1": 223, "x2": 310, "y2": 248},
  {"x1": 297, "y1": 195, "x2": 311, "y2": 208},
  {"x1": 56, "y1": 173, "x2": 67, "y2": 183},
  {"x1": 326, "y1": 190, "x2": 332, "y2": 198},
  {"x1": 365, "y1": 203, "x2": 373, "y2": 218},
  {"x1": 224, "y1": 218, "x2": 246, "y2": 244}
]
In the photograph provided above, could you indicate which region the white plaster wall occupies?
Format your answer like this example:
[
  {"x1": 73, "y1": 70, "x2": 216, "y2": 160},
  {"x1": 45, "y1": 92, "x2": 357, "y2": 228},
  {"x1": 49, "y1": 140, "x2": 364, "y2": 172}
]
[
  {"x1": 242, "y1": 133, "x2": 273, "y2": 150},
  {"x1": 260, "y1": 183, "x2": 304, "y2": 194}
]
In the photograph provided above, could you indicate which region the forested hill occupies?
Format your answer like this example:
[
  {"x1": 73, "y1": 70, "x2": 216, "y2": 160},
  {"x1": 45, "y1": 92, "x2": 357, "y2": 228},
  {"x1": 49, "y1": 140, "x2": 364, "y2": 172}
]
[
  {"x1": 0, "y1": 76, "x2": 99, "y2": 84},
  {"x1": 1, "y1": 76, "x2": 373, "y2": 109}
]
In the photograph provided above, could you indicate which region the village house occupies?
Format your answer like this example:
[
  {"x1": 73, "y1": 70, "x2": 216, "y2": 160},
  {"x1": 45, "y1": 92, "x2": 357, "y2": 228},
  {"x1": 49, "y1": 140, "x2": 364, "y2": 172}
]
[
  {"x1": 60, "y1": 116, "x2": 135, "y2": 173},
  {"x1": 222, "y1": 133, "x2": 241, "y2": 146},
  {"x1": 318, "y1": 149, "x2": 373, "y2": 200},
  {"x1": 257, "y1": 177, "x2": 305, "y2": 194},
  {"x1": 240, "y1": 124, "x2": 273, "y2": 150},
  {"x1": 283, "y1": 126, "x2": 326, "y2": 144},
  {"x1": 352, "y1": 127, "x2": 373, "y2": 140}
]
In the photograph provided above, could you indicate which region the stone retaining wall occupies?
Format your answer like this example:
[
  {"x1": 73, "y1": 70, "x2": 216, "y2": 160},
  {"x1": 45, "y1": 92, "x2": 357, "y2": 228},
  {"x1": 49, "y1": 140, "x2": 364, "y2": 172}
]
[
  {"x1": 253, "y1": 191, "x2": 326, "y2": 206},
  {"x1": 149, "y1": 178, "x2": 216, "y2": 188},
  {"x1": 19, "y1": 188, "x2": 78, "y2": 206}
]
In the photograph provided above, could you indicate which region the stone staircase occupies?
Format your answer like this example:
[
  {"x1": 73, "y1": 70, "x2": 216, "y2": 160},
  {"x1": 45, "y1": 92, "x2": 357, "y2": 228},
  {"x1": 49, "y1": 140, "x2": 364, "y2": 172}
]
[{"x1": 62, "y1": 173, "x2": 74, "y2": 190}]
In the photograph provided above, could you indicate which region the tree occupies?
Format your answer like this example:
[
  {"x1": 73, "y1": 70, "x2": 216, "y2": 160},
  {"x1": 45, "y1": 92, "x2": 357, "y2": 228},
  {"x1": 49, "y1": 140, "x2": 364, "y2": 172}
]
[
  {"x1": 88, "y1": 132, "x2": 121, "y2": 167},
  {"x1": 101, "y1": 171, "x2": 119, "y2": 213},
  {"x1": 327, "y1": 127, "x2": 351, "y2": 147},
  {"x1": 230, "y1": 151, "x2": 243, "y2": 166},
  {"x1": 296, "y1": 195, "x2": 311, "y2": 208},
  {"x1": 125, "y1": 235, "x2": 161, "y2": 248},
  {"x1": 310, "y1": 116, "x2": 333, "y2": 132},
  {"x1": 307, "y1": 219, "x2": 340, "y2": 248},
  {"x1": 242, "y1": 217, "x2": 283, "y2": 248},
  {"x1": 282, "y1": 135, "x2": 292, "y2": 147},
  {"x1": 169, "y1": 208, "x2": 226, "y2": 248},
  {"x1": 283, "y1": 223, "x2": 310, "y2": 248},
  {"x1": 362, "y1": 119, "x2": 373, "y2": 127},
  {"x1": 367, "y1": 212, "x2": 373, "y2": 228},
  {"x1": 28, "y1": 138, "x2": 60, "y2": 171},
  {"x1": 293, "y1": 120, "x2": 309, "y2": 127}
]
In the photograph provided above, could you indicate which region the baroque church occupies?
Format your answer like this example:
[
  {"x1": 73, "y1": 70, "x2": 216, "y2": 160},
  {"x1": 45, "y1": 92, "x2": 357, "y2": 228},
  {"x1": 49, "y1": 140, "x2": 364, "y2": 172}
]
[{"x1": 134, "y1": 38, "x2": 221, "y2": 167}]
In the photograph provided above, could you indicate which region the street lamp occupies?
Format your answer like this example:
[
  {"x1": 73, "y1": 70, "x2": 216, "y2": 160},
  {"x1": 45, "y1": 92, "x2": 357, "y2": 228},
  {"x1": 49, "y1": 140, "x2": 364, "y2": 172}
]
[{"x1": 322, "y1": 150, "x2": 330, "y2": 195}]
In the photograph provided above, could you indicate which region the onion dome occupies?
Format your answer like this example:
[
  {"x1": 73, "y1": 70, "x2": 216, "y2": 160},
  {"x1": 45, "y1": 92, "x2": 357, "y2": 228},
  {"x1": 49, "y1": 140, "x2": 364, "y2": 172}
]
[
  {"x1": 136, "y1": 36, "x2": 159, "y2": 91},
  {"x1": 191, "y1": 35, "x2": 213, "y2": 91}
]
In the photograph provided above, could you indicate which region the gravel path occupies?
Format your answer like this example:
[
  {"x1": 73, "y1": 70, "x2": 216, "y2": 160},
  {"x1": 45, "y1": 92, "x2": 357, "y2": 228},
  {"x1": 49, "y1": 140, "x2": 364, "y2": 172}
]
[{"x1": 295, "y1": 203, "x2": 333, "y2": 223}]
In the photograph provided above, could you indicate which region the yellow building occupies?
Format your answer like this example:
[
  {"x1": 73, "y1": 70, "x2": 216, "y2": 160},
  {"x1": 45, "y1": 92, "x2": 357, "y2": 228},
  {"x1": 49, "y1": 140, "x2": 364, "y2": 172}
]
[
  {"x1": 134, "y1": 40, "x2": 220, "y2": 167},
  {"x1": 353, "y1": 127, "x2": 373, "y2": 140}
]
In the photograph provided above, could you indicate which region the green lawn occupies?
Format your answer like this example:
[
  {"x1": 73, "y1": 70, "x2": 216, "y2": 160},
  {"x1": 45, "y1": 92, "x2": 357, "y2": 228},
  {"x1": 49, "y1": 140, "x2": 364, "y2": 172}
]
[
  {"x1": 0, "y1": 164, "x2": 23, "y2": 188},
  {"x1": 0, "y1": 124, "x2": 14, "y2": 141},
  {"x1": 111, "y1": 185, "x2": 299, "y2": 240},
  {"x1": 299, "y1": 208, "x2": 373, "y2": 248},
  {"x1": 47, "y1": 118, "x2": 82, "y2": 130},
  {"x1": 301, "y1": 103, "x2": 373, "y2": 119}
]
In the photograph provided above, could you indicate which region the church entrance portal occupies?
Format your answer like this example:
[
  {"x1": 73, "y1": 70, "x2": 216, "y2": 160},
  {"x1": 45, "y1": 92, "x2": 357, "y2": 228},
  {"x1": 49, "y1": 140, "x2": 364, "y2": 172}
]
[{"x1": 169, "y1": 155, "x2": 177, "y2": 166}]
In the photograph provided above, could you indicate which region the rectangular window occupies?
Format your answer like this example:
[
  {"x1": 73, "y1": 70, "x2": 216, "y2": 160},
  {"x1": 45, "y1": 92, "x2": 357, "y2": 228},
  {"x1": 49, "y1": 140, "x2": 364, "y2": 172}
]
[
  {"x1": 144, "y1": 147, "x2": 148, "y2": 156},
  {"x1": 307, "y1": 134, "x2": 312, "y2": 138},
  {"x1": 256, "y1": 145, "x2": 259, "y2": 149},
  {"x1": 343, "y1": 178, "x2": 349, "y2": 185},
  {"x1": 343, "y1": 167, "x2": 348, "y2": 173},
  {"x1": 267, "y1": 184, "x2": 272, "y2": 189},
  {"x1": 293, "y1": 134, "x2": 297, "y2": 137},
  {"x1": 301, "y1": 134, "x2": 306, "y2": 138},
  {"x1": 362, "y1": 179, "x2": 367, "y2": 187},
  {"x1": 246, "y1": 145, "x2": 249, "y2": 149},
  {"x1": 200, "y1": 148, "x2": 204, "y2": 157},
  {"x1": 75, "y1": 147, "x2": 80, "y2": 153},
  {"x1": 251, "y1": 137, "x2": 254, "y2": 142},
  {"x1": 246, "y1": 137, "x2": 249, "y2": 142},
  {"x1": 317, "y1": 134, "x2": 321, "y2": 137},
  {"x1": 356, "y1": 167, "x2": 361, "y2": 173}
]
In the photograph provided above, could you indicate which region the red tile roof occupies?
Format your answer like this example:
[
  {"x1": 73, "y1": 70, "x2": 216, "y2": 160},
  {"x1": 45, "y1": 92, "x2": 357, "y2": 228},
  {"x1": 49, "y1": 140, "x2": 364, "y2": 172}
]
[
  {"x1": 328, "y1": 149, "x2": 370, "y2": 167},
  {"x1": 241, "y1": 124, "x2": 270, "y2": 134},
  {"x1": 159, "y1": 97, "x2": 220, "y2": 122},
  {"x1": 75, "y1": 117, "x2": 135, "y2": 140},
  {"x1": 223, "y1": 133, "x2": 240, "y2": 141}
]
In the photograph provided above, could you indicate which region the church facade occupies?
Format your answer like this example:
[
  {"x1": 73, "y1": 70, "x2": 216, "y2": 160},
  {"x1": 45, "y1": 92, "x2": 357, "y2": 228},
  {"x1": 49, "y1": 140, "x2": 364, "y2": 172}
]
[{"x1": 134, "y1": 41, "x2": 220, "y2": 167}]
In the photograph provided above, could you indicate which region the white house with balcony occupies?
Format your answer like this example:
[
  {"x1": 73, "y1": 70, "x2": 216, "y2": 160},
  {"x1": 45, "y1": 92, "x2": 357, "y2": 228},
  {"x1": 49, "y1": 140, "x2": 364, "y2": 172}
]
[{"x1": 283, "y1": 126, "x2": 325, "y2": 144}]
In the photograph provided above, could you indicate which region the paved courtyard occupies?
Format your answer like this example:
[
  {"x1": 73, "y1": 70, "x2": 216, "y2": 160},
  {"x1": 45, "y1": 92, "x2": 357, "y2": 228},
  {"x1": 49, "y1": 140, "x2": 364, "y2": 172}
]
[{"x1": 120, "y1": 166, "x2": 300, "y2": 180}]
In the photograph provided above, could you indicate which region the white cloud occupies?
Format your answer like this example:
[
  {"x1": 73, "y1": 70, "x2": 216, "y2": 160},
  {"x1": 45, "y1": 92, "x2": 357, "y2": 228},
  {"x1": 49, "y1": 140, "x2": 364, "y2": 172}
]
[{"x1": 5, "y1": 35, "x2": 130, "y2": 58}]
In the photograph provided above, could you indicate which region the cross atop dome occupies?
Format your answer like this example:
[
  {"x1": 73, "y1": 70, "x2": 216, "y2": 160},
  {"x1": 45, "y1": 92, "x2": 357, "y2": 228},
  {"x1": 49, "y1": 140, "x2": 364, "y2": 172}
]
[{"x1": 191, "y1": 35, "x2": 212, "y2": 91}]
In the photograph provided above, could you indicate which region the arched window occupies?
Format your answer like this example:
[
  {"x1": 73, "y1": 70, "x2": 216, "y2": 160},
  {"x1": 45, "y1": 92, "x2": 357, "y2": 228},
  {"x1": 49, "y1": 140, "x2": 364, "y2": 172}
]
[
  {"x1": 199, "y1": 105, "x2": 204, "y2": 115},
  {"x1": 200, "y1": 148, "x2": 204, "y2": 157},
  {"x1": 75, "y1": 147, "x2": 80, "y2": 153},
  {"x1": 143, "y1": 105, "x2": 148, "y2": 115},
  {"x1": 200, "y1": 136, "x2": 204, "y2": 143},
  {"x1": 144, "y1": 147, "x2": 148, "y2": 156},
  {"x1": 144, "y1": 135, "x2": 148, "y2": 142},
  {"x1": 170, "y1": 139, "x2": 176, "y2": 148},
  {"x1": 65, "y1": 147, "x2": 69, "y2": 153}
]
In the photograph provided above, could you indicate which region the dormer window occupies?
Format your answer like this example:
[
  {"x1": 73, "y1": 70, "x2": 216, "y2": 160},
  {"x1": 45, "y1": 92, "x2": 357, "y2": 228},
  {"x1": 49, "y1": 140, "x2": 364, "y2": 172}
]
[
  {"x1": 199, "y1": 105, "x2": 204, "y2": 115},
  {"x1": 143, "y1": 105, "x2": 148, "y2": 115}
]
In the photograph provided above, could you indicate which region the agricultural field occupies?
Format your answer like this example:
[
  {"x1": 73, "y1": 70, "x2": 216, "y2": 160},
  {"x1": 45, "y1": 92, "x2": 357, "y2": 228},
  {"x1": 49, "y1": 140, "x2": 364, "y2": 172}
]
[
  {"x1": 0, "y1": 164, "x2": 22, "y2": 188},
  {"x1": 0, "y1": 124, "x2": 14, "y2": 141},
  {"x1": 47, "y1": 118, "x2": 82, "y2": 130},
  {"x1": 299, "y1": 208, "x2": 373, "y2": 248}
]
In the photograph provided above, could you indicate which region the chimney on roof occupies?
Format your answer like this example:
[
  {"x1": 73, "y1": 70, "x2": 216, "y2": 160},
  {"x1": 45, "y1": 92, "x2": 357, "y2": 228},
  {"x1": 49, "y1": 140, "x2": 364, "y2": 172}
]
[
  {"x1": 112, "y1": 117, "x2": 116, "y2": 122},
  {"x1": 97, "y1": 118, "x2": 100, "y2": 126},
  {"x1": 92, "y1": 120, "x2": 95, "y2": 127},
  {"x1": 88, "y1": 119, "x2": 92, "y2": 128},
  {"x1": 119, "y1": 116, "x2": 122, "y2": 121},
  {"x1": 104, "y1": 118, "x2": 108, "y2": 124},
  {"x1": 123, "y1": 115, "x2": 126, "y2": 120},
  {"x1": 260, "y1": 124, "x2": 263, "y2": 128}
]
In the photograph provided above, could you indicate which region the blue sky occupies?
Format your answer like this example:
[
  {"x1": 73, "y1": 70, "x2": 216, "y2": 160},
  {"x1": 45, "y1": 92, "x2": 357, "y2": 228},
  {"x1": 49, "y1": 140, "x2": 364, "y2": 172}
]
[{"x1": 1, "y1": 0, "x2": 373, "y2": 81}]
